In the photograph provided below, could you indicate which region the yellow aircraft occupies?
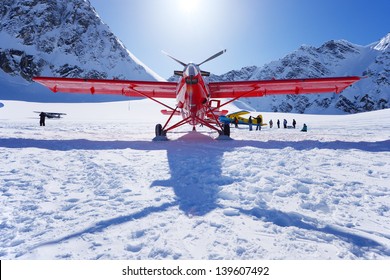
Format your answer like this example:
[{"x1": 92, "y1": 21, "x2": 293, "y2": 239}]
[{"x1": 219, "y1": 111, "x2": 267, "y2": 126}]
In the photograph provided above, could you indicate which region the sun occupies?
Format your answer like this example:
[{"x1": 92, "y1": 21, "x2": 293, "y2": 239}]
[{"x1": 177, "y1": 0, "x2": 200, "y2": 15}]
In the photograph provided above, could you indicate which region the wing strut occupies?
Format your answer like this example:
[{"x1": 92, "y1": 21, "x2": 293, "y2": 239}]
[
  {"x1": 127, "y1": 87, "x2": 176, "y2": 111},
  {"x1": 218, "y1": 87, "x2": 259, "y2": 108}
]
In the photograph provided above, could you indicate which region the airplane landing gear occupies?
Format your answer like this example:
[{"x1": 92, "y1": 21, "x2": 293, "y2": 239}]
[
  {"x1": 215, "y1": 123, "x2": 232, "y2": 140},
  {"x1": 223, "y1": 123, "x2": 230, "y2": 137},
  {"x1": 153, "y1": 124, "x2": 168, "y2": 141},
  {"x1": 155, "y1": 124, "x2": 163, "y2": 136}
]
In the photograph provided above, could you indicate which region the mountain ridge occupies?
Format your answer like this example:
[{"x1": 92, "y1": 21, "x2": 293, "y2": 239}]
[
  {"x1": 0, "y1": 0, "x2": 162, "y2": 102},
  {"x1": 207, "y1": 33, "x2": 390, "y2": 114}
]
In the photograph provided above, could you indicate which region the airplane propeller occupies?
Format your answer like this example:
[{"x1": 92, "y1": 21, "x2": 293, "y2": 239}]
[
  {"x1": 197, "y1": 49, "x2": 226, "y2": 66},
  {"x1": 161, "y1": 50, "x2": 187, "y2": 67},
  {"x1": 162, "y1": 49, "x2": 227, "y2": 67}
]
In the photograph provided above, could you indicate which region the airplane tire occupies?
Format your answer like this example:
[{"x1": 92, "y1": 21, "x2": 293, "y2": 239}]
[
  {"x1": 223, "y1": 123, "x2": 230, "y2": 136},
  {"x1": 155, "y1": 124, "x2": 163, "y2": 136}
]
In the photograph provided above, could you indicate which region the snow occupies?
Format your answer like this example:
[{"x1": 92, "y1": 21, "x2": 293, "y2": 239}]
[
  {"x1": 0, "y1": 99, "x2": 390, "y2": 260},
  {"x1": 0, "y1": 0, "x2": 165, "y2": 103},
  {"x1": 210, "y1": 35, "x2": 390, "y2": 114},
  {"x1": 373, "y1": 33, "x2": 390, "y2": 51}
]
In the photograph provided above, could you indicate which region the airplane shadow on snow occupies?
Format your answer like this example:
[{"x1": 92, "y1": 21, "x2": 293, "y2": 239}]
[{"x1": 1, "y1": 135, "x2": 389, "y2": 256}]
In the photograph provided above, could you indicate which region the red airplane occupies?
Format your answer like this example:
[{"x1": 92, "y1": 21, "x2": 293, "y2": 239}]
[{"x1": 33, "y1": 50, "x2": 360, "y2": 140}]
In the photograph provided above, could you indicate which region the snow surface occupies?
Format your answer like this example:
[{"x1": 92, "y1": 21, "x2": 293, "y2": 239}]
[{"x1": 0, "y1": 99, "x2": 390, "y2": 260}]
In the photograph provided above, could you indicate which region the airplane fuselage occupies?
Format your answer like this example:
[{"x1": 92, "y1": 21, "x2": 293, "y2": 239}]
[{"x1": 175, "y1": 63, "x2": 210, "y2": 126}]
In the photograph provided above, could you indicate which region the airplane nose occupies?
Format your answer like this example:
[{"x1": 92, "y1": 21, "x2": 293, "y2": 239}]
[{"x1": 185, "y1": 75, "x2": 198, "y2": 84}]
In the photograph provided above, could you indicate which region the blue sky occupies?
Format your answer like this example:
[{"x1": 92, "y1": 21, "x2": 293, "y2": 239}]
[{"x1": 89, "y1": 0, "x2": 390, "y2": 79}]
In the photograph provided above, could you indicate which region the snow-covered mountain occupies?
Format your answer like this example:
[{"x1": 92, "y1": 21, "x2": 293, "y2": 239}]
[
  {"x1": 0, "y1": 0, "x2": 162, "y2": 102},
  {"x1": 209, "y1": 33, "x2": 390, "y2": 114}
]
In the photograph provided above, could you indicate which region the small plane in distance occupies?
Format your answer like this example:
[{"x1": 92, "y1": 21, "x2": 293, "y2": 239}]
[
  {"x1": 219, "y1": 111, "x2": 266, "y2": 127},
  {"x1": 33, "y1": 50, "x2": 360, "y2": 140},
  {"x1": 34, "y1": 111, "x2": 67, "y2": 119}
]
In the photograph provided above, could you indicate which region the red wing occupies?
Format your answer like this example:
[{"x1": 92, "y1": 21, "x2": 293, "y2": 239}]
[
  {"x1": 209, "y1": 76, "x2": 361, "y2": 98},
  {"x1": 33, "y1": 77, "x2": 178, "y2": 98}
]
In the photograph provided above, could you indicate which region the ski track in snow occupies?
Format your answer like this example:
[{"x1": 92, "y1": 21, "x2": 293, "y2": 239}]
[{"x1": 0, "y1": 100, "x2": 390, "y2": 260}]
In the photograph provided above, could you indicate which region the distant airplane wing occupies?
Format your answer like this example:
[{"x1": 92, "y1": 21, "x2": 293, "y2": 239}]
[
  {"x1": 209, "y1": 76, "x2": 361, "y2": 98},
  {"x1": 34, "y1": 111, "x2": 67, "y2": 115},
  {"x1": 33, "y1": 77, "x2": 178, "y2": 98},
  {"x1": 226, "y1": 110, "x2": 250, "y2": 117},
  {"x1": 33, "y1": 111, "x2": 67, "y2": 118}
]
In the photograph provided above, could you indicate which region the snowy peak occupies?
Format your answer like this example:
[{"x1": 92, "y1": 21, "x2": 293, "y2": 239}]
[
  {"x1": 0, "y1": 0, "x2": 163, "y2": 101},
  {"x1": 213, "y1": 39, "x2": 362, "y2": 83},
  {"x1": 373, "y1": 33, "x2": 390, "y2": 51},
  {"x1": 317, "y1": 39, "x2": 361, "y2": 60},
  {"x1": 211, "y1": 35, "x2": 389, "y2": 114},
  {"x1": 0, "y1": 0, "x2": 161, "y2": 80}
]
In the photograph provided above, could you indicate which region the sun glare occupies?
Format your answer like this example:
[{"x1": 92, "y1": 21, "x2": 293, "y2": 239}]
[{"x1": 178, "y1": 0, "x2": 200, "y2": 14}]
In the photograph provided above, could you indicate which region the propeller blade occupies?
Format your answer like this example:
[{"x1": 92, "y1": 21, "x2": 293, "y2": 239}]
[
  {"x1": 162, "y1": 50, "x2": 187, "y2": 67},
  {"x1": 197, "y1": 49, "x2": 226, "y2": 66}
]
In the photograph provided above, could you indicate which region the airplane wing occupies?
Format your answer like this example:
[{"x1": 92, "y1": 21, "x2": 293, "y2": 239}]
[
  {"x1": 34, "y1": 111, "x2": 67, "y2": 115},
  {"x1": 226, "y1": 110, "x2": 250, "y2": 118},
  {"x1": 33, "y1": 77, "x2": 178, "y2": 98},
  {"x1": 209, "y1": 76, "x2": 361, "y2": 98}
]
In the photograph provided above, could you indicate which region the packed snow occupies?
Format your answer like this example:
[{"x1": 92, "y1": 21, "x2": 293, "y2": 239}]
[{"x1": 0, "y1": 99, "x2": 389, "y2": 260}]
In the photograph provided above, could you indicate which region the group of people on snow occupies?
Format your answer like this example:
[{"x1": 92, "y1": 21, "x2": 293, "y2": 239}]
[
  {"x1": 247, "y1": 115, "x2": 262, "y2": 131},
  {"x1": 271, "y1": 118, "x2": 306, "y2": 131},
  {"x1": 232, "y1": 116, "x2": 307, "y2": 132}
]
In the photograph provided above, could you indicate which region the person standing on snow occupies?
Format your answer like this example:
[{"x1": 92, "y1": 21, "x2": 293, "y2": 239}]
[
  {"x1": 283, "y1": 119, "x2": 287, "y2": 129},
  {"x1": 269, "y1": 119, "x2": 273, "y2": 128},
  {"x1": 248, "y1": 116, "x2": 253, "y2": 131},
  {"x1": 292, "y1": 119, "x2": 297, "y2": 129},
  {"x1": 277, "y1": 119, "x2": 280, "y2": 128},
  {"x1": 39, "y1": 112, "x2": 46, "y2": 126},
  {"x1": 256, "y1": 115, "x2": 262, "y2": 131}
]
